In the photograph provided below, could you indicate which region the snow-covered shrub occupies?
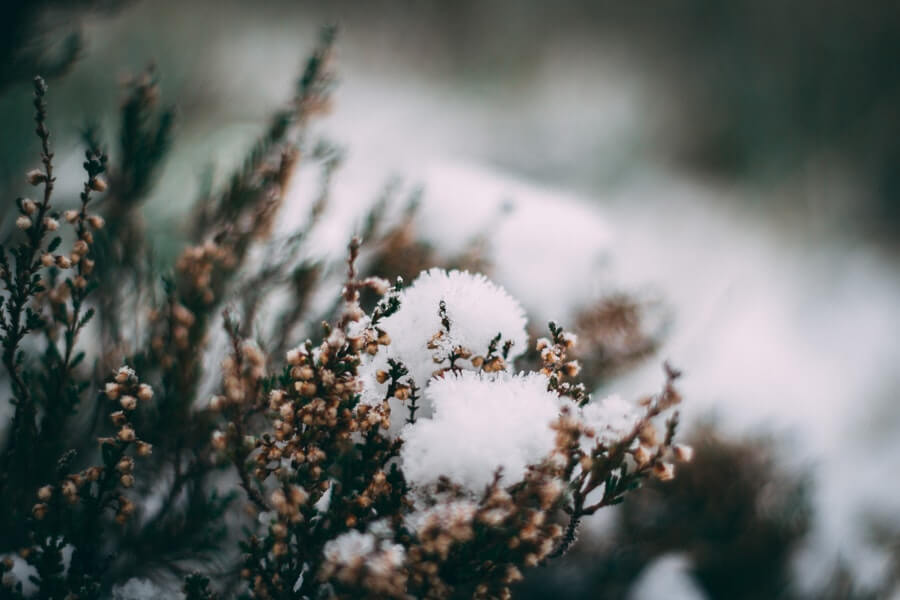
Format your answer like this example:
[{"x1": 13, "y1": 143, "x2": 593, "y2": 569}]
[{"x1": 0, "y1": 29, "x2": 688, "y2": 600}]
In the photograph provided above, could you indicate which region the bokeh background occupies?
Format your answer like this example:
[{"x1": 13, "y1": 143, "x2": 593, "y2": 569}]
[{"x1": 2, "y1": 1, "x2": 899, "y2": 598}]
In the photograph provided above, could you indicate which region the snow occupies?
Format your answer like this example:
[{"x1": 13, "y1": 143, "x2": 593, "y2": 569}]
[
  {"x1": 400, "y1": 371, "x2": 560, "y2": 491},
  {"x1": 359, "y1": 268, "x2": 528, "y2": 406},
  {"x1": 580, "y1": 394, "x2": 642, "y2": 448},
  {"x1": 112, "y1": 578, "x2": 184, "y2": 600},
  {"x1": 322, "y1": 530, "x2": 405, "y2": 571},
  {"x1": 628, "y1": 554, "x2": 708, "y2": 600},
  {"x1": 322, "y1": 530, "x2": 376, "y2": 565}
]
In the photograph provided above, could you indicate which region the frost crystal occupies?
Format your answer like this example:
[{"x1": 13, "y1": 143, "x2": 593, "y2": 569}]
[
  {"x1": 112, "y1": 578, "x2": 184, "y2": 600},
  {"x1": 322, "y1": 530, "x2": 405, "y2": 573},
  {"x1": 580, "y1": 394, "x2": 641, "y2": 447},
  {"x1": 323, "y1": 530, "x2": 376, "y2": 566},
  {"x1": 404, "y1": 500, "x2": 478, "y2": 536},
  {"x1": 360, "y1": 269, "x2": 528, "y2": 405},
  {"x1": 400, "y1": 371, "x2": 560, "y2": 491}
]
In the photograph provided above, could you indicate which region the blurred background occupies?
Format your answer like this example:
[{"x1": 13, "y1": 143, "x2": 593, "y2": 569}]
[{"x1": 2, "y1": 1, "x2": 899, "y2": 598}]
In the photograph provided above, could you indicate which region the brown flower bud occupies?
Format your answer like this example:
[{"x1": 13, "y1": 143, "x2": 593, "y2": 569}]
[
  {"x1": 105, "y1": 382, "x2": 120, "y2": 400},
  {"x1": 26, "y1": 169, "x2": 45, "y2": 185},
  {"x1": 32, "y1": 503, "x2": 48, "y2": 520},
  {"x1": 117, "y1": 426, "x2": 136, "y2": 442},
  {"x1": 137, "y1": 383, "x2": 153, "y2": 402},
  {"x1": 61, "y1": 480, "x2": 77, "y2": 502},
  {"x1": 72, "y1": 240, "x2": 89, "y2": 256},
  {"x1": 136, "y1": 441, "x2": 153, "y2": 457},
  {"x1": 673, "y1": 444, "x2": 694, "y2": 463},
  {"x1": 37, "y1": 485, "x2": 53, "y2": 501},
  {"x1": 633, "y1": 445, "x2": 651, "y2": 466},
  {"x1": 653, "y1": 462, "x2": 675, "y2": 481},
  {"x1": 286, "y1": 348, "x2": 303, "y2": 366},
  {"x1": 89, "y1": 177, "x2": 107, "y2": 192},
  {"x1": 211, "y1": 430, "x2": 227, "y2": 450}
]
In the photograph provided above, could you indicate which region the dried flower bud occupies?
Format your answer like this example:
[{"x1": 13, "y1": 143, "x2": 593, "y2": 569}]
[
  {"x1": 286, "y1": 348, "x2": 303, "y2": 365},
  {"x1": 61, "y1": 480, "x2": 77, "y2": 502},
  {"x1": 105, "y1": 382, "x2": 121, "y2": 399},
  {"x1": 271, "y1": 522, "x2": 287, "y2": 538},
  {"x1": 37, "y1": 485, "x2": 53, "y2": 501},
  {"x1": 21, "y1": 198, "x2": 37, "y2": 215},
  {"x1": 211, "y1": 430, "x2": 227, "y2": 450},
  {"x1": 296, "y1": 381, "x2": 317, "y2": 397},
  {"x1": 73, "y1": 276, "x2": 87, "y2": 289},
  {"x1": 41, "y1": 254, "x2": 54, "y2": 267},
  {"x1": 26, "y1": 169, "x2": 45, "y2": 185},
  {"x1": 82, "y1": 258, "x2": 95, "y2": 275},
  {"x1": 54, "y1": 255, "x2": 71, "y2": 269},
  {"x1": 16, "y1": 216, "x2": 32, "y2": 230},
  {"x1": 87, "y1": 215, "x2": 105, "y2": 229},
  {"x1": 653, "y1": 461, "x2": 675, "y2": 481},
  {"x1": 32, "y1": 503, "x2": 48, "y2": 520},
  {"x1": 116, "y1": 457, "x2": 134, "y2": 473},
  {"x1": 137, "y1": 383, "x2": 153, "y2": 402},
  {"x1": 119, "y1": 497, "x2": 135, "y2": 516},
  {"x1": 43, "y1": 217, "x2": 58, "y2": 231},
  {"x1": 89, "y1": 177, "x2": 108, "y2": 192},
  {"x1": 120, "y1": 474, "x2": 134, "y2": 488},
  {"x1": 563, "y1": 360, "x2": 581, "y2": 377},
  {"x1": 64, "y1": 210, "x2": 79, "y2": 223},
  {"x1": 117, "y1": 426, "x2": 136, "y2": 442},
  {"x1": 119, "y1": 395, "x2": 137, "y2": 411},
  {"x1": 638, "y1": 423, "x2": 659, "y2": 447},
  {"x1": 289, "y1": 485, "x2": 308, "y2": 505},
  {"x1": 134, "y1": 441, "x2": 152, "y2": 457},
  {"x1": 72, "y1": 240, "x2": 89, "y2": 256},
  {"x1": 375, "y1": 370, "x2": 389, "y2": 384},
  {"x1": 673, "y1": 444, "x2": 694, "y2": 463},
  {"x1": 633, "y1": 445, "x2": 652, "y2": 466},
  {"x1": 172, "y1": 304, "x2": 195, "y2": 327}
]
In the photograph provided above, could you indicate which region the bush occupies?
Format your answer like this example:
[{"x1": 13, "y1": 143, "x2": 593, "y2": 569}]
[{"x1": 0, "y1": 29, "x2": 687, "y2": 599}]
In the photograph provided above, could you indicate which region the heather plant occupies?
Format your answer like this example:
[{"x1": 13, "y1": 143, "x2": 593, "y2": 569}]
[{"x1": 0, "y1": 29, "x2": 689, "y2": 599}]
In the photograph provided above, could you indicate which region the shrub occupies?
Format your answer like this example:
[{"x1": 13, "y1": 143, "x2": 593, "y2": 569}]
[{"x1": 0, "y1": 29, "x2": 687, "y2": 599}]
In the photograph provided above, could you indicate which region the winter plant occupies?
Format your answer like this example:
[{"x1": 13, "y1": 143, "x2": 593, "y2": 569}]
[{"x1": 0, "y1": 29, "x2": 690, "y2": 599}]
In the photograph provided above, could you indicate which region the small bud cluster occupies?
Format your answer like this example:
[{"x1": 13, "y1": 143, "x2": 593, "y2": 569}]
[
  {"x1": 219, "y1": 253, "x2": 687, "y2": 599},
  {"x1": 320, "y1": 531, "x2": 407, "y2": 598},
  {"x1": 175, "y1": 240, "x2": 236, "y2": 306},
  {"x1": 31, "y1": 367, "x2": 153, "y2": 531}
]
